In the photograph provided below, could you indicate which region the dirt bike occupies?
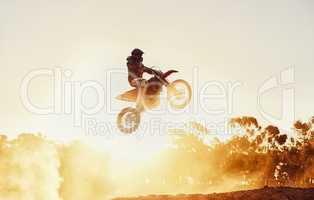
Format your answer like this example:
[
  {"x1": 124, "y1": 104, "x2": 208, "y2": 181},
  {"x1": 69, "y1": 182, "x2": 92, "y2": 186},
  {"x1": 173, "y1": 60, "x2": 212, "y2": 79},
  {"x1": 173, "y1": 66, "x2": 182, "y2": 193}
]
[{"x1": 116, "y1": 69, "x2": 192, "y2": 133}]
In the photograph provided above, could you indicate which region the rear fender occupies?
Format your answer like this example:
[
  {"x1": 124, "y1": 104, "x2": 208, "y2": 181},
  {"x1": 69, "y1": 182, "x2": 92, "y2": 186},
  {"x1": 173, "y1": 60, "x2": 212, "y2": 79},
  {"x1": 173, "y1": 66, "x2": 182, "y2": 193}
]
[{"x1": 116, "y1": 89, "x2": 138, "y2": 102}]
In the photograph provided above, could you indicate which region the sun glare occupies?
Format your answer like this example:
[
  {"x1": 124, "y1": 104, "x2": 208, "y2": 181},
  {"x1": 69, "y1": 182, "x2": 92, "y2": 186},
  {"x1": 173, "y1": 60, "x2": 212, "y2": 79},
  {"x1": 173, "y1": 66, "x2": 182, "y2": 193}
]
[{"x1": 87, "y1": 134, "x2": 171, "y2": 173}]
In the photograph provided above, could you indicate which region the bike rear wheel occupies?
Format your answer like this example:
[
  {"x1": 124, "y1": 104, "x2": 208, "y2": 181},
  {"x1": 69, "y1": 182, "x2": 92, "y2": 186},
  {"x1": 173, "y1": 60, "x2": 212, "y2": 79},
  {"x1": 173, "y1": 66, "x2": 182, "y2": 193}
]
[{"x1": 117, "y1": 107, "x2": 141, "y2": 133}]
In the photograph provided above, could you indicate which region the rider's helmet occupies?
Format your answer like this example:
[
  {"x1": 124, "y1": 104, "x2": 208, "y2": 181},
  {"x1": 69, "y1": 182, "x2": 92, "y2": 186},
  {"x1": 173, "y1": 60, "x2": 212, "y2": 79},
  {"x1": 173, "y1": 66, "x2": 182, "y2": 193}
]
[{"x1": 131, "y1": 48, "x2": 144, "y2": 57}]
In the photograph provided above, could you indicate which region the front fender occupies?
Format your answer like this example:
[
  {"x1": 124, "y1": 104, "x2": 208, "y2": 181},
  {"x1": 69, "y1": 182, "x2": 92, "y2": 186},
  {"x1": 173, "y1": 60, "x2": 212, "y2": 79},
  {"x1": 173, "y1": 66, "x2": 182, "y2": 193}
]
[{"x1": 162, "y1": 70, "x2": 178, "y2": 78}]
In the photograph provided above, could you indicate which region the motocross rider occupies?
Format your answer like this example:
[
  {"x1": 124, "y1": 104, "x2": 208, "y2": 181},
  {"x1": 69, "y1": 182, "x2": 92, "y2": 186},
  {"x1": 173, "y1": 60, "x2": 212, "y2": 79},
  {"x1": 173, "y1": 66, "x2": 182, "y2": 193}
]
[{"x1": 127, "y1": 48, "x2": 160, "y2": 89}]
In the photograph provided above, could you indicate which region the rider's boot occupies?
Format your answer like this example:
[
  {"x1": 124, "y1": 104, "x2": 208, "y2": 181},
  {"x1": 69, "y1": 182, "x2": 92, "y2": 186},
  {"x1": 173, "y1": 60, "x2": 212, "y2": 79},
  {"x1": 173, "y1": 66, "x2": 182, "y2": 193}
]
[{"x1": 135, "y1": 79, "x2": 146, "y2": 113}]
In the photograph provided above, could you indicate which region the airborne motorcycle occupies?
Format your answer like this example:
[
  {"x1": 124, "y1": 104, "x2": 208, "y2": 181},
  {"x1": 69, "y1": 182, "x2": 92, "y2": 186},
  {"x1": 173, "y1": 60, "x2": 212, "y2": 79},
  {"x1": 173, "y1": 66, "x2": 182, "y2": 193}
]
[{"x1": 116, "y1": 69, "x2": 192, "y2": 133}]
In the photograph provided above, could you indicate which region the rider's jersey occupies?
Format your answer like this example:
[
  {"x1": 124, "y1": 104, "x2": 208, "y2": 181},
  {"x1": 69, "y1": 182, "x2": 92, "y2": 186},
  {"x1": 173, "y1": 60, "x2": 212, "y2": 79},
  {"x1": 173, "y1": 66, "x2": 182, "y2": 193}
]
[{"x1": 127, "y1": 56, "x2": 153, "y2": 86}]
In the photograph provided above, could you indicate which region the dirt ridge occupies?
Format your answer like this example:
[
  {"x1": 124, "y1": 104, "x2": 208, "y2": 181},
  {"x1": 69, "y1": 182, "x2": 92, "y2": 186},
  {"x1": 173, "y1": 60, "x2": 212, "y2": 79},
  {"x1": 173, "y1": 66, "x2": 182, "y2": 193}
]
[{"x1": 113, "y1": 187, "x2": 314, "y2": 200}]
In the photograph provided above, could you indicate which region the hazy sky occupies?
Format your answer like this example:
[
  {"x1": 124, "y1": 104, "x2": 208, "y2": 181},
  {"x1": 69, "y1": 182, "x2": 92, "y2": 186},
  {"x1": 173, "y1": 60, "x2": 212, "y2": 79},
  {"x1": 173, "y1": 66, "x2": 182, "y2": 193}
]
[{"x1": 1, "y1": 0, "x2": 314, "y2": 140}]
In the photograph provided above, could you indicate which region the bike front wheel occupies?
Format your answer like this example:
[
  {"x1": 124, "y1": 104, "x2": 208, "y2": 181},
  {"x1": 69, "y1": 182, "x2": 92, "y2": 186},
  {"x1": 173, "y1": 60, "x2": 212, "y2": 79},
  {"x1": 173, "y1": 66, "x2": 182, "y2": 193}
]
[{"x1": 167, "y1": 79, "x2": 192, "y2": 110}]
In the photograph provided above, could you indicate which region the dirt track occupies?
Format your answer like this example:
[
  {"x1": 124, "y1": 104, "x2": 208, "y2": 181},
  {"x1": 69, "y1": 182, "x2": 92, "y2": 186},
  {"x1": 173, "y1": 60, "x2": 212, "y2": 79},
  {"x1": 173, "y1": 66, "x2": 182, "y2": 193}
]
[{"x1": 113, "y1": 187, "x2": 314, "y2": 200}]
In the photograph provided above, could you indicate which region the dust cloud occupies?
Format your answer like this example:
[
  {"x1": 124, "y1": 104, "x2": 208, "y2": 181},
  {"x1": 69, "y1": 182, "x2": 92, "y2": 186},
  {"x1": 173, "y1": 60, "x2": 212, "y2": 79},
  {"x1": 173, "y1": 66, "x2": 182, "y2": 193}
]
[{"x1": 0, "y1": 116, "x2": 313, "y2": 199}]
